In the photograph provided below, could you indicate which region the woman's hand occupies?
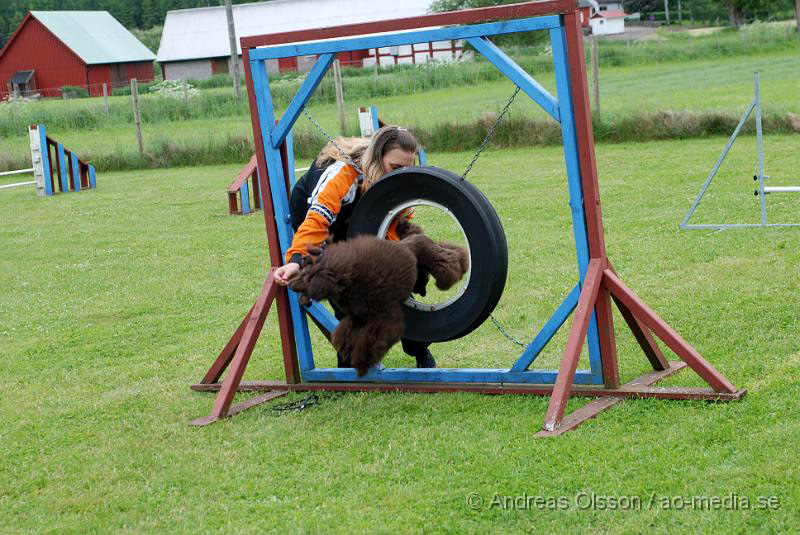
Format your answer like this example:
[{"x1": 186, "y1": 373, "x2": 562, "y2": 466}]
[{"x1": 274, "y1": 262, "x2": 301, "y2": 286}]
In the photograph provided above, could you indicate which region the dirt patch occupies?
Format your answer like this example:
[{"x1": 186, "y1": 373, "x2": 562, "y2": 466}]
[{"x1": 687, "y1": 27, "x2": 726, "y2": 37}]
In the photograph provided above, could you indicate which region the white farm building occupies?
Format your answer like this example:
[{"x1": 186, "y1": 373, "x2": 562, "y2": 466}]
[
  {"x1": 156, "y1": 0, "x2": 468, "y2": 80},
  {"x1": 590, "y1": 1, "x2": 628, "y2": 35}
]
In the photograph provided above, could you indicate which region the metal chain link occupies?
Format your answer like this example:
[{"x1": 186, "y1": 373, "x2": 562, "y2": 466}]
[
  {"x1": 271, "y1": 391, "x2": 347, "y2": 413},
  {"x1": 490, "y1": 314, "x2": 526, "y2": 348},
  {"x1": 461, "y1": 85, "x2": 521, "y2": 181},
  {"x1": 463, "y1": 85, "x2": 528, "y2": 347},
  {"x1": 303, "y1": 109, "x2": 367, "y2": 183},
  {"x1": 272, "y1": 394, "x2": 319, "y2": 412}
]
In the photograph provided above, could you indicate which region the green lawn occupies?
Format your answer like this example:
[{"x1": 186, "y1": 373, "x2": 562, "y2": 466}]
[
  {"x1": 2, "y1": 49, "x2": 798, "y2": 172},
  {"x1": 1, "y1": 136, "x2": 798, "y2": 533}
]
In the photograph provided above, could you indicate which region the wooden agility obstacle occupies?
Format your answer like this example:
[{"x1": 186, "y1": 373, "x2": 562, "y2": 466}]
[
  {"x1": 29, "y1": 124, "x2": 96, "y2": 196},
  {"x1": 191, "y1": 0, "x2": 744, "y2": 434},
  {"x1": 227, "y1": 154, "x2": 263, "y2": 215}
]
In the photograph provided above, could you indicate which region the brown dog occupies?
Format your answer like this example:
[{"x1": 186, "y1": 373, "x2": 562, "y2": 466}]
[{"x1": 289, "y1": 227, "x2": 468, "y2": 376}]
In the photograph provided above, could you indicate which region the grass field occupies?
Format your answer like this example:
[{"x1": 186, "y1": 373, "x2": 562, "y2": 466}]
[
  {"x1": 2, "y1": 135, "x2": 798, "y2": 533},
  {"x1": 2, "y1": 48, "x2": 799, "y2": 172}
]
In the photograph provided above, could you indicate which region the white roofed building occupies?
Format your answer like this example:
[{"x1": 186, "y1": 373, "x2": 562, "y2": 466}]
[
  {"x1": 157, "y1": 0, "x2": 468, "y2": 80},
  {"x1": 590, "y1": 1, "x2": 628, "y2": 35}
]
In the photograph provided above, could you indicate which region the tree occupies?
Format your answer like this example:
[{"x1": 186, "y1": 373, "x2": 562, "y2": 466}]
[
  {"x1": 429, "y1": 0, "x2": 548, "y2": 46},
  {"x1": 795, "y1": 0, "x2": 799, "y2": 32},
  {"x1": 720, "y1": 0, "x2": 795, "y2": 25}
]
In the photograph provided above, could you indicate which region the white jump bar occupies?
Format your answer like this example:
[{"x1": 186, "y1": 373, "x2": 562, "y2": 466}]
[
  {"x1": 764, "y1": 186, "x2": 800, "y2": 193},
  {"x1": 0, "y1": 168, "x2": 34, "y2": 177},
  {"x1": 0, "y1": 180, "x2": 35, "y2": 189}
]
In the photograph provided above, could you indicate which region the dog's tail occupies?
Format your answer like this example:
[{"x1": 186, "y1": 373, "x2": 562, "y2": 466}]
[{"x1": 401, "y1": 234, "x2": 469, "y2": 291}]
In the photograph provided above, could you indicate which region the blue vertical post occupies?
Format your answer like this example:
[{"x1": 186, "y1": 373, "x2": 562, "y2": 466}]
[
  {"x1": 38, "y1": 124, "x2": 53, "y2": 196},
  {"x1": 550, "y1": 26, "x2": 603, "y2": 381},
  {"x1": 241, "y1": 181, "x2": 250, "y2": 214},
  {"x1": 418, "y1": 148, "x2": 428, "y2": 165},
  {"x1": 57, "y1": 143, "x2": 69, "y2": 193},
  {"x1": 286, "y1": 130, "x2": 296, "y2": 189},
  {"x1": 88, "y1": 165, "x2": 96, "y2": 189},
  {"x1": 71, "y1": 153, "x2": 81, "y2": 192},
  {"x1": 369, "y1": 105, "x2": 380, "y2": 133},
  {"x1": 251, "y1": 57, "x2": 316, "y2": 372}
]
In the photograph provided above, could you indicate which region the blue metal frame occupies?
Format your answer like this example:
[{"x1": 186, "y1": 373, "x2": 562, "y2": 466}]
[{"x1": 247, "y1": 15, "x2": 605, "y2": 385}]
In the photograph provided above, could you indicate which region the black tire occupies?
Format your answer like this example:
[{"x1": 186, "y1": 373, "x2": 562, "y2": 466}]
[{"x1": 347, "y1": 166, "x2": 508, "y2": 342}]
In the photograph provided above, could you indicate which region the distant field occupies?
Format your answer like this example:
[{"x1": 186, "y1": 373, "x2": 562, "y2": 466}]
[
  {"x1": 2, "y1": 48, "x2": 798, "y2": 173},
  {"x1": 2, "y1": 136, "x2": 798, "y2": 533}
]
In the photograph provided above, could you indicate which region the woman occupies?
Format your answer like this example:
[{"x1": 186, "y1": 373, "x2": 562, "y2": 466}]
[{"x1": 275, "y1": 125, "x2": 436, "y2": 370}]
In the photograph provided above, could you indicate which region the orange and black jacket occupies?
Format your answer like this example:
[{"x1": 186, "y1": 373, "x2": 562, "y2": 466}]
[{"x1": 286, "y1": 160, "x2": 410, "y2": 265}]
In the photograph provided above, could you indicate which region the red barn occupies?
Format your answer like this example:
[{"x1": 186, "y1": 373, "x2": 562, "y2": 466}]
[{"x1": 0, "y1": 11, "x2": 155, "y2": 98}]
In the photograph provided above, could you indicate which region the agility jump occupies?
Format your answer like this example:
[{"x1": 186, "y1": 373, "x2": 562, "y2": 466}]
[
  {"x1": 191, "y1": 1, "x2": 744, "y2": 435},
  {"x1": 681, "y1": 72, "x2": 799, "y2": 229}
]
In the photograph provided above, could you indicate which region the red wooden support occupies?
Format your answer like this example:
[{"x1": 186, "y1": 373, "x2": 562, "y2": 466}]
[
  {"x1": 191, "y1": 362, "x2": 744, "y2": 402},
  {"x1": 227, "y1": 154, "x2": 259, "y2": 215},
  {"x1": 562, "y1": 10, "x2": 620, "y2": 389},
  {"x1": 243, "y1": 46, "x2": 301, "y2": 385},
  {"x1": 611, "y1": 293, "x2": 669, "y2": 371},
  {"x1": 602, "y1": 269, "x2": 738, "y2": 394},
  {"x1": 199, "y1": 301, "x2": 258, "y2": 385},
  {"x1": 241, "y1": 0, "x2": 575, "y2": 48},
  {"x1": 79, "y1": 161, "x2": 89, "y2": 189},
  {"x1": 191, "y1": 269, "x2": 287, "y2": 426},
  {"x1": 543, "y1": 258, "x2": 603, "y2": 431}
]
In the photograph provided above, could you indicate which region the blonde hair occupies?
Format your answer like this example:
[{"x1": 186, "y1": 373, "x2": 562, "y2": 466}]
[
  {"x1": 315, "y1": 137, "x2": 370, "y2": 169},
  {"x1": 315, "y1": 126, "x2": 420, "y2": 192}
]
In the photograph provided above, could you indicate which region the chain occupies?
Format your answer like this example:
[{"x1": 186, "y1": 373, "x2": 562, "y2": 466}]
[
  {"x1": 463, "y1": 85, "x2": 527, "y2": 347},
  {"x1": 490, "y1": 314, "x2": 526, "y2": 347},
  {"x1": 303, "y1": 109, "x2": 368, "y2": 183},
  {"x1": 461, "y1": 85, "x2": 521, "y2": 181},
  {"x1": 271, "y1": 391, "x2": 345, "y2": 413},
  {"x1": 272, "y1": 394, "x2": 319, "y2": 412}
]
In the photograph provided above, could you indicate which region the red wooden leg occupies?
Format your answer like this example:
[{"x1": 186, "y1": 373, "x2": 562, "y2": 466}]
[
  {"x1": 607, "y1": 262, "x2": 667, "y2": 371},
  {"x1": 603, "y1": 269, "x2": 737, "y2": 393},
  {"x1": 198, "y1": 270, "x2": 280, "y2": 423},
  {"x1": 611, "y1": 293, "x2": 669, "y2": 371},
  {"x1": 251, "y1": 170, "x2": 261, "y2": 210},
  {"x1": 276, "y1": 287, "x2": 301, "y2": 384},
  {"x1": 543, "y1": 259, "x2": 603, "y2": 431},
  {"x1": 199, "y1": 301, "x2": 256, "y2": 384},
  {"x1": 594, "y1": 288, "x2": 620, "y2": 388}
]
